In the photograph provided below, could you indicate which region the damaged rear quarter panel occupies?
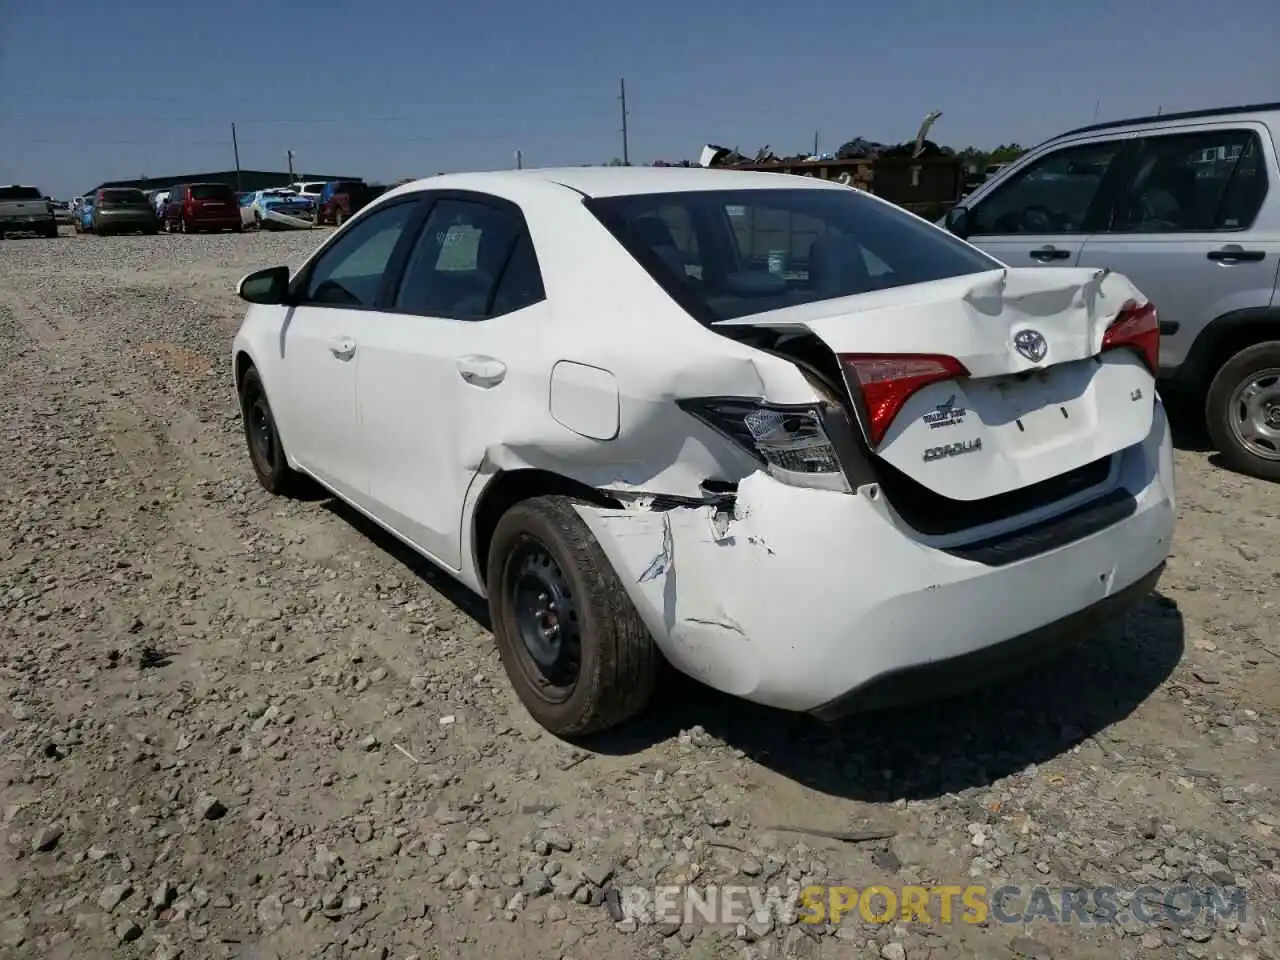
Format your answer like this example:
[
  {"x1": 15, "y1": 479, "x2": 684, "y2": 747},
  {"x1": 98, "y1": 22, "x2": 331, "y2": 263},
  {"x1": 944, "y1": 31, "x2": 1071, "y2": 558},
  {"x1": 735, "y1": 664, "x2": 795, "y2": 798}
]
[
  {"x1": 456, "y1": 185, "x2": 827, "y2": 578},
  {"x1": 571, "y1": 473, "x2": 804, "y2": 698}
]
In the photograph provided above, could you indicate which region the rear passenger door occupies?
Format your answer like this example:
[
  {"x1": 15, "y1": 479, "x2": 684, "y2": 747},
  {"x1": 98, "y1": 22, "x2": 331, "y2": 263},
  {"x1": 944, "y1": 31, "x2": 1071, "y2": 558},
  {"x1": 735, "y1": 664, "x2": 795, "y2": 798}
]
[
  {"x1": 963, "y1": 138, "x2": 1134, "y2": 268},
  {"x1": 1075, "y1": 124, "x2": 1280, "y2": 375},
  {"x1": 356, "y1": 192, "x2": 549, "y2": 572}
]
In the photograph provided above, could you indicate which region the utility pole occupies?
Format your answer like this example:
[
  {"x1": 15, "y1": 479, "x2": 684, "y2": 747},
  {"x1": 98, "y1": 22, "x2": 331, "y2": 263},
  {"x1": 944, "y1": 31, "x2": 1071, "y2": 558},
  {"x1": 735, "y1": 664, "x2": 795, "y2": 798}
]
[
  {"x1": 514, "y1": 149, "x2": 523, "y2": 170},
  {"x1": 231, "y1": 123, "x2": 242, "y2": 192},
  {"x1": 814, "y1": 130, "x2": 819, "y2": 156},
  {"x1": 618, "y1": 78, "x2": 629, "y2": 166},
  {"x1": 287, "y1": 149, "x2": 296, "y2": 184},
  {"x1": 1092, "y1": 96, "x2": 1101, "y2": 123}
]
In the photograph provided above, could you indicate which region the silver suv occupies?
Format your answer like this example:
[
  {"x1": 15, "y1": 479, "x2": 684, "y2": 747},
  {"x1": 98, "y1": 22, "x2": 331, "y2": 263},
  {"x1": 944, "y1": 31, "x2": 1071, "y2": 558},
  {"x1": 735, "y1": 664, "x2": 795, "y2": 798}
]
[{"x1": 944, "y1": 101, "x2": 1280, "y2": 481}]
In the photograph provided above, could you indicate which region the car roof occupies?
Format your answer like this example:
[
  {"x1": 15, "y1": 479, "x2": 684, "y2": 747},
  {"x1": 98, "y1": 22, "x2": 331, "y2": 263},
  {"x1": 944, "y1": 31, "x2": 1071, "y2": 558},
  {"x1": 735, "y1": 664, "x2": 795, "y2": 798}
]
[
  {"x1": 1045, "y1": 101, "x2": 1280, "y2": 146},
  {"x1": 388, "y1": 166, "x2": 848, "y2": 201}
]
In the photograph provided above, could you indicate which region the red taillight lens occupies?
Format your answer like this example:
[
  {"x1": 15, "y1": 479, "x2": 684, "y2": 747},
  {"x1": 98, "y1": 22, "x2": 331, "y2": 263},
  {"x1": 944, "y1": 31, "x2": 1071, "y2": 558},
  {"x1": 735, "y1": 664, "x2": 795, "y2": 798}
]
[
  {"x1": 1101, "y1": 301, "x2": 1159, "y2": 374},
  {"x1": 839, "y1": 353, "x2": 969, "y2": 447}
]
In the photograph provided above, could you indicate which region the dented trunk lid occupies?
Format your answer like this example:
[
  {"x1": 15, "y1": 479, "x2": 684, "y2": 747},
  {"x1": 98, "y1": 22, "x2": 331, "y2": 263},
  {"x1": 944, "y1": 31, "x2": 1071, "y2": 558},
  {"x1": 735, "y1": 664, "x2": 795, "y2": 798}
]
[{"x1": 714, "y1": 267, "x2": 1156, "y2": 501}]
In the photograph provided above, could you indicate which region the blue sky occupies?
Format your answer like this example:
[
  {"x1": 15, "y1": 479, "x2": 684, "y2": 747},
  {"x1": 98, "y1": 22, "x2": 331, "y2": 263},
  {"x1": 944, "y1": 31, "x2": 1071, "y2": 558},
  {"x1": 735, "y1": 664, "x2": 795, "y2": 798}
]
[{"x1": 2, "y1": 0, "x2": 1276, "y2": 197}]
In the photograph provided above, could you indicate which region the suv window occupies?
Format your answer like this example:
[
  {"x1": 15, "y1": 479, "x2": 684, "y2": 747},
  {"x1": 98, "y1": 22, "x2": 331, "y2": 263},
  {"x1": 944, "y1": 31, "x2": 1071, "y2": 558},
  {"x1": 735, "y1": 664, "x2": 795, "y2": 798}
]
[
  {"x1": 1111, "y1": 129, "x2": 1268, "y2": 232},
  {"x1": 968, "y1": 140, "x2": 1123, "y2": 236},
  {"x1": 393, "y1": 199, "x2": 543, "y2": 317},
  {"x1": 190, "y1": 184, "x2": 233, "y2": 200},
  {"x1": 299, "y1": 199, "x2": 419, "y2": 307},
  {"x1": 589, "y1": 188, "x2": 997, "y2": 323},
  {"x1": 0, "y1": 186, "x2": 43, "y2": 201}
]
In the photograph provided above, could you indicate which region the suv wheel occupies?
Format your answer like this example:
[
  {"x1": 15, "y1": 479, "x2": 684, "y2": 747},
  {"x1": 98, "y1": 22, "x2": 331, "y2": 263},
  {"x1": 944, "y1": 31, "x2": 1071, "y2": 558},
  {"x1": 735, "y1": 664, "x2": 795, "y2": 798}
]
[
  {"x1": 486, "y1": 496, "x2": 659, "y2": 737},
  {"x1": 1206, "y1": 341, "x2": 1280, "y2": 482}
]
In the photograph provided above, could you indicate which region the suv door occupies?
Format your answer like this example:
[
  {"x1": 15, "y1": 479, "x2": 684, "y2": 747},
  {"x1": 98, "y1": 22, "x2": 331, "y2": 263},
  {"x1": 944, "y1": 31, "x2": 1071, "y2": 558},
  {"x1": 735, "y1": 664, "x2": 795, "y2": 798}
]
[
  {"x1": 1075, "y1": 124, "x2": 1280, "y2": 377},
  {"x1": 959, "y1": 138, "x2": 1135, "y2": 267},
  {"x1": 357, "y1": 193, "x2": 548, "y2": 571},
  {"x1": 271, "y1": 196, "x2": 426, "y2": 504}
]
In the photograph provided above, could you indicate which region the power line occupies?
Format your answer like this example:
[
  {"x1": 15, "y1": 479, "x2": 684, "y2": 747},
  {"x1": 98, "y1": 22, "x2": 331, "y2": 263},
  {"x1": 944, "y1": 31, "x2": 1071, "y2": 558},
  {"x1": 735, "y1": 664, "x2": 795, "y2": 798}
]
[{"x1": 12, "y1": 130, "x2": 526, "y2": 146}]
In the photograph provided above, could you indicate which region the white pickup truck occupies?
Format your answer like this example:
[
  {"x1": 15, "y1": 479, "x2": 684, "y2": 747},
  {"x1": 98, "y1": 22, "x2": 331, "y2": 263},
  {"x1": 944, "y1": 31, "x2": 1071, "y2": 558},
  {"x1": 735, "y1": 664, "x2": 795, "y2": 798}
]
[{"x1": 0, "y1": 185, "x2": 58, "y2": 238}]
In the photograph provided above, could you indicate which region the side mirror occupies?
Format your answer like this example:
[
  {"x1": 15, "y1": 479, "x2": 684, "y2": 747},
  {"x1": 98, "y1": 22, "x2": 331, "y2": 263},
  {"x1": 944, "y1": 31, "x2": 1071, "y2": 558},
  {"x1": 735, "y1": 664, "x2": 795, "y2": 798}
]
[
  {"x1": 944, "y1": 204, "x2": 971, "y2": 239},
  {"x1": 237, "y1": 265, "x2": 290, "y2": 305}
]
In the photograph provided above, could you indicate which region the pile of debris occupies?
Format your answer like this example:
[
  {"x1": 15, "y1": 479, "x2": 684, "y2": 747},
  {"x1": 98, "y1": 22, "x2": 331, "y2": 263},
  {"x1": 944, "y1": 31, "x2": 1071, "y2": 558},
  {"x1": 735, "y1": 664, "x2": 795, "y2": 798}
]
[{"x1": 697, "y1": 110, "x2": 951, "y2": 168}]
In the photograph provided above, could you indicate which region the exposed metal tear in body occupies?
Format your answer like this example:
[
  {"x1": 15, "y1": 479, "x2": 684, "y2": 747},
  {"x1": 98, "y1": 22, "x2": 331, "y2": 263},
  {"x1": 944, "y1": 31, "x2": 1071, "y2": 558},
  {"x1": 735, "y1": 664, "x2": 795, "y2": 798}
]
[{"x1": 637, "y1": 513, "x2": 674, "y2": 583}]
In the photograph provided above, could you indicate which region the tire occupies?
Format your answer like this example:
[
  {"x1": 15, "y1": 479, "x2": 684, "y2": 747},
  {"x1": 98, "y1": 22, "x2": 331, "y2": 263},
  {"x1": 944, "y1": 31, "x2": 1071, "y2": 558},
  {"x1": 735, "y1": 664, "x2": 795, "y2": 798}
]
[
  {"x1": 179, "y1": 218, "x2": 189, "y2": 234},
  {"x1": 1205, "y1": 340, "x2": 1280, "y2": 482},
  {"x1": 233, "y1": 222, "x2": 244, "y2": 233},
  {"x1": 486, "y1": 496, "x2": 659, "y2": 737},
  {"x1": 334, "y1": 209, "x2": 346, "y2": 227},
  {"x1": 238, "y1": 365, "x2": 302, "y2": 495}
]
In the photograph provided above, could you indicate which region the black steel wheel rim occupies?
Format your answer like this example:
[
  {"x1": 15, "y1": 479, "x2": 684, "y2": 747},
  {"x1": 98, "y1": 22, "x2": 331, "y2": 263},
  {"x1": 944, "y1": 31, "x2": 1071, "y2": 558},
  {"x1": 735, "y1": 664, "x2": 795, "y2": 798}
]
[
  {"x1": 505, "y1": 536, "x2": 581, "y2": 703},
  {"x1": 245, "y1": 387, "x2": 275, "y2": 472}
]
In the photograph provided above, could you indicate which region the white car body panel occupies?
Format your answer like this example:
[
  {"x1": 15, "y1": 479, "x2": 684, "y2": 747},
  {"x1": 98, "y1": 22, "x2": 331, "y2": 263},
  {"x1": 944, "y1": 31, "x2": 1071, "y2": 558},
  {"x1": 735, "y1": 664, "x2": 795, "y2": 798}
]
[
  {"x1": 232, "y1": 166, "x2": 1175, "y2": 716},
  {"x1": 715, "y1": 266, "x2": 1155, "y2": 500}
]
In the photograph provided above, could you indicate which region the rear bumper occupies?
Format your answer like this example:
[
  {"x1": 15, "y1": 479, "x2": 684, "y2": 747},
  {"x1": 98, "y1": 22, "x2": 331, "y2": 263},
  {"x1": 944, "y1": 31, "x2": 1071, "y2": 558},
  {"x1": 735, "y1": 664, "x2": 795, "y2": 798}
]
[
  {"x1": 811, "y1": 561, "x2": 1163, "y2": 719},
  {"x1": 0, "y1": 215, "x2": 55, "y2": 228},
  {"x1": 97, "y1": 212, "x2": 157, "y2": 227},
  {"x1": 575, "y1": 403, "x2": 1175, "y2": 714}
]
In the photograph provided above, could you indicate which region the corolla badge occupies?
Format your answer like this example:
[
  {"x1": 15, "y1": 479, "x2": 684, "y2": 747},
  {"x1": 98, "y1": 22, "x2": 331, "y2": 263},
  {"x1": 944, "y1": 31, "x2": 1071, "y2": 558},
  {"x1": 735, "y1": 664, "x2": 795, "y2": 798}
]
[{"x1": 1013, "y1": 329, "x2": 1048, "y2": 363}]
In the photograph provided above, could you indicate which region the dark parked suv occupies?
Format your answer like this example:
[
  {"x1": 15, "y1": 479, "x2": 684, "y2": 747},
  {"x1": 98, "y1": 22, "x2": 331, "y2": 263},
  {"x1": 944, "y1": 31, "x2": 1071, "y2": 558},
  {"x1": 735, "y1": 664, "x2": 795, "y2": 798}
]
[
  {"x1": 315, "y1": 180, "x2": 371, "y2": 226},
  {"x1": 92, "y1": 188, "x2": 159, "y2": 235},
  {"x1": 164, "y1": 183, "x2": 244, "y2": 233}
]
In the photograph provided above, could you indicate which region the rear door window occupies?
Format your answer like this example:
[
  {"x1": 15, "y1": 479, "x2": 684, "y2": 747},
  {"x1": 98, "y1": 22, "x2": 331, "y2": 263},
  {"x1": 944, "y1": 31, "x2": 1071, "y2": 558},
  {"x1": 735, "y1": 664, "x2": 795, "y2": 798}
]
[
  {"x1": 1109, "y1": 129, "x2": 1269, "y2": 232},
  {"x1": 392, "y1": 198, "x2": 543, "y2": 318}
]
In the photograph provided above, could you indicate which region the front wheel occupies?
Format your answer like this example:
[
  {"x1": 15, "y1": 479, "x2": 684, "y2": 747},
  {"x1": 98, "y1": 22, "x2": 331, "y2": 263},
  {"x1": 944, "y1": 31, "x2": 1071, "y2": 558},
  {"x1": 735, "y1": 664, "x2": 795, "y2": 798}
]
[
  {"x1": 486, "y1": 496, "x2": 659, "y2": 738},
  {"x1": 1206, "y1": 341, "x2": 1280, "y2": 482},
  {"x1": 238, "y1": 366, "x2": 302, "y2": 495}
]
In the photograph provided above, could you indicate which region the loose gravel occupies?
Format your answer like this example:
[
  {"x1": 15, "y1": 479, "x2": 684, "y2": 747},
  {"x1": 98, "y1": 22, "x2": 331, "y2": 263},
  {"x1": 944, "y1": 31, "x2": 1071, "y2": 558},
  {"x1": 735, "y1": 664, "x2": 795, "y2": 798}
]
[{"x1": 0, "y1": 229, "x2": 1277, "y2": 960}]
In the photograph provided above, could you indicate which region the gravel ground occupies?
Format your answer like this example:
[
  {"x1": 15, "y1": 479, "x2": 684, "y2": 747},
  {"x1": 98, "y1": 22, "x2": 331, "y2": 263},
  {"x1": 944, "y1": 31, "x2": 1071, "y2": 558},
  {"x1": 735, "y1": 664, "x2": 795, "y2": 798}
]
[{"x1": 0, "y1": 228, "x2": 1277, "y2": 960}]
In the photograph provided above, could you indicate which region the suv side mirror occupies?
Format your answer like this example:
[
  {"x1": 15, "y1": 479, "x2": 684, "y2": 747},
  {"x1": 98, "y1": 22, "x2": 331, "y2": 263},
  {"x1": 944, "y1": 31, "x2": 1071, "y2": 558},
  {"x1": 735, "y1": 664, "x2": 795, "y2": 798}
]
[
  {"x1": 238, "y1": 265, "x2": 291, "y2": 305},
  {"x1": 944, "y1": 204, "x2": 971, "y2": 239}
]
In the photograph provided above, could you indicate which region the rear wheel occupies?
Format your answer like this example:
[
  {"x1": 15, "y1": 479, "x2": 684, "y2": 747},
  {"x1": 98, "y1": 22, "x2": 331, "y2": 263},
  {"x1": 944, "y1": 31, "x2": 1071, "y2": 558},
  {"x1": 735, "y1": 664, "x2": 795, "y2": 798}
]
[
  {"x1": 238, "y1": 366, "x2": 302, "y2": 495},
  {"x1": 1206, "y1": 341, "x2": 1280, "y2": 482},
  {"x1": 486, "y1": 496, "x2": 659, "y2": 737}
]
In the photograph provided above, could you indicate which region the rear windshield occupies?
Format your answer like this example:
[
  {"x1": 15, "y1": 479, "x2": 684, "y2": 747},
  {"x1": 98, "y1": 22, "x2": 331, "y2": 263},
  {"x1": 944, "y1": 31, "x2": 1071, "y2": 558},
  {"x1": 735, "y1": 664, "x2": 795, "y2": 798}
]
[
  {"x1": 587, "y1": 188, "x2": 998, "y2": 323},
  {"x1": 101, "y1": 189, "x2": 148, "y2": 204},
  {"x1": 190, "y1": 184, "x2": 234, "y2": 200},
  {"x1": 301, "y1": 183, "x2": 324, "y2": 195},
  {"x1": 0, "y1": 186, "x2": 43, "y2": 201}
]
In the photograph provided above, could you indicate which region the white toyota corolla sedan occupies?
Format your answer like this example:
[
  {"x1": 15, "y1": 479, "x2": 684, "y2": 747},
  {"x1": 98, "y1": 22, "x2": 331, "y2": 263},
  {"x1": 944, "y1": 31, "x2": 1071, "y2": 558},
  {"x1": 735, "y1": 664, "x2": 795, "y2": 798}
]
[{"x1": 231, "y1": 166, "x2": 1175, "y2": 737}]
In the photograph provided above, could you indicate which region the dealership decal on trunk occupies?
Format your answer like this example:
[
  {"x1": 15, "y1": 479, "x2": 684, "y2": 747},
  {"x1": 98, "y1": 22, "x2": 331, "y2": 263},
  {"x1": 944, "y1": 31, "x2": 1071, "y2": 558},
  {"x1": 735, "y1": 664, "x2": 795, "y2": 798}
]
[
  {"x1": 923, "y1": 438, "x2": 982, "y2": 462},
  {"x1": 922, "y1": 394, "x2": 967, "y2": 429}
]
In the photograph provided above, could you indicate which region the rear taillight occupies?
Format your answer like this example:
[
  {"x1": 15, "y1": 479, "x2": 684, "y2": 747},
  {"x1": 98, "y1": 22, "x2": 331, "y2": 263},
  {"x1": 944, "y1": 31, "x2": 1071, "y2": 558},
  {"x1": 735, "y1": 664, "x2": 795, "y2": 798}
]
[
  {"x1": 839, "y1": 354, "x2": 969, "y2": 448},
  {"x1": 678, "y1": 398, "x2": 848, "y2": 491},
  {"x1": 1101, "y1": 301, "x2": 1158, "y2": 374}
]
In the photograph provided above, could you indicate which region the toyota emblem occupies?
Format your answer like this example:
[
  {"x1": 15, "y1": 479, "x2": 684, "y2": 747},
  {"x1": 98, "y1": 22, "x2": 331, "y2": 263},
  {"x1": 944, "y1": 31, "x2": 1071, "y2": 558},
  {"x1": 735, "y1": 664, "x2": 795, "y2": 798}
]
[{"x1": 1013, "y1": 329, "x2": 1048, "y2": 363}]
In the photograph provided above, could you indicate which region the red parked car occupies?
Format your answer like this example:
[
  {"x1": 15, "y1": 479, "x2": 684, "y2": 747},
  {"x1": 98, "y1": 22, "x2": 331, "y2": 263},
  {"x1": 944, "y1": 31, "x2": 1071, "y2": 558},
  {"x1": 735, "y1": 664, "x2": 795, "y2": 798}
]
[
  {"x1": 315, "y1": 180, "x2": 374, "y2": 226},
  {"x1": 163, "y1": 182, "x2": 244, "y2": 234}
]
